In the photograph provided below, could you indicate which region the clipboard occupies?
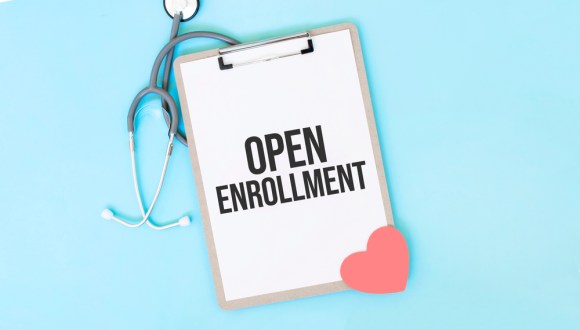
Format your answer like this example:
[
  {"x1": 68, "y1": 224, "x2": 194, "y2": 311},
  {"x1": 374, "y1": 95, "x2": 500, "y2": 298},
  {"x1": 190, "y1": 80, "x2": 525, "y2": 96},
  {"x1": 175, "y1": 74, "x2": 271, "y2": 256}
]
[{"x1": 174, "y1": 23, "x2": 394, "y2": 309}]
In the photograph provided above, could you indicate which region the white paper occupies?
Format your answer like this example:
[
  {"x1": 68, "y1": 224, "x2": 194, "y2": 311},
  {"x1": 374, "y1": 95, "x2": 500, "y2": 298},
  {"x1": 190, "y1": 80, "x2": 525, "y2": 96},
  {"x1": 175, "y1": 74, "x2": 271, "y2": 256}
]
[{"x1": 179, "y1": 30, "x2": 388, "y2": 301}]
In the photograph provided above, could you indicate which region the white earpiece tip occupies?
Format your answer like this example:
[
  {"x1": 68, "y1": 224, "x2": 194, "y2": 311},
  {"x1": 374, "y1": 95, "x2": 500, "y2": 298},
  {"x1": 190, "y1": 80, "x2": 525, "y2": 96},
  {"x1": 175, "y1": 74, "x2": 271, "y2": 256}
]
[
  {"x1": 178, "y1": 216, "x2": 191, "y2": 227},
  {"x1": 101, "y1": 209, "x2": 114, "y2": 220}
]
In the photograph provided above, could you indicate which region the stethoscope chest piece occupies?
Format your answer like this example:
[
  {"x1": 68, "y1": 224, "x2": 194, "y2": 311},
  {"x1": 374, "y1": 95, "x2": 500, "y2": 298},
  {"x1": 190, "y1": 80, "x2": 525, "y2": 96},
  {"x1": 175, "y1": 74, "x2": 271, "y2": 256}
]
[{"x1": 164, "y1": 0, "x2": 200, "y2": 21}]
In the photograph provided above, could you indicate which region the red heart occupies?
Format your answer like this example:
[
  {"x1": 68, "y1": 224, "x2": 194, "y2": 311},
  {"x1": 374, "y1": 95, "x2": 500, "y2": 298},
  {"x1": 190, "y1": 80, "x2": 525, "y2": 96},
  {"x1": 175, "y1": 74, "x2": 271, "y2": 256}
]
[{"x1": 340, "y1": 226, "x2": 409, "y2": 293}]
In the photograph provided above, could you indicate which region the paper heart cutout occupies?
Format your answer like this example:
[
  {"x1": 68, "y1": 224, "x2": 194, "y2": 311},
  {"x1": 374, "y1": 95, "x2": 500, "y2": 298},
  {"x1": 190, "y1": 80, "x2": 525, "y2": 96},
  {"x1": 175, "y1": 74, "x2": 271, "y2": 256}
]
[{"x1": 340, "y1": 226, "x2": 409, "y2": 294}]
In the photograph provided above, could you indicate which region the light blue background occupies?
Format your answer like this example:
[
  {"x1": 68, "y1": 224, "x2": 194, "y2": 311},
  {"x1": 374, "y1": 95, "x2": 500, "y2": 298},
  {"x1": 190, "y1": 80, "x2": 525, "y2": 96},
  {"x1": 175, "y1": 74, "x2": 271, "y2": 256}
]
[{"x1": 1, "y1": 0, "x2": 579, "y2": 329}]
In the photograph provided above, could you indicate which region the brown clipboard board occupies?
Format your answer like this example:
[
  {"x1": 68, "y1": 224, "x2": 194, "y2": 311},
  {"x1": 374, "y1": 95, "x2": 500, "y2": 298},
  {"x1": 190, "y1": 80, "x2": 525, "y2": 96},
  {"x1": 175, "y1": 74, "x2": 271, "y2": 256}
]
[{"x1": 174, "y1": 23, "x2": 394, "y2": 309}]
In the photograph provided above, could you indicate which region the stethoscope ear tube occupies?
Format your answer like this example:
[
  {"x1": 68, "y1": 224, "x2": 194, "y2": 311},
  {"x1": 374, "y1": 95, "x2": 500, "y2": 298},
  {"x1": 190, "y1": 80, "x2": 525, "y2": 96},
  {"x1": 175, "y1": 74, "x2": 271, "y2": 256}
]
[{"x1": 101, "y1": 132, "x2": 192, "y2": 230}]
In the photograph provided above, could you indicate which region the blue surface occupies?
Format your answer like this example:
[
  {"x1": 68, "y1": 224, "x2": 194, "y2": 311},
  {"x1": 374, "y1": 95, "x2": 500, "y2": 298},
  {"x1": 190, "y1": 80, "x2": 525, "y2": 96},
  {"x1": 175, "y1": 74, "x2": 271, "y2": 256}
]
[{"x1": 1, "y1": 0, "x2": 579, "y2": 329}]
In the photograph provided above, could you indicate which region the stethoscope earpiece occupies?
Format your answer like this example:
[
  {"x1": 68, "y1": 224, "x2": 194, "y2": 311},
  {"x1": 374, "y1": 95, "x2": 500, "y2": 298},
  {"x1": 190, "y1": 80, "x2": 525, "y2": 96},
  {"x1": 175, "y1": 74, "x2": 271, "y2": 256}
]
[
  {"x1": 101, "y1": 209, "x2": 114, "y2": 221},
  {"x1": 101, "y1": 208, "x2": 192, "y2": 230}
]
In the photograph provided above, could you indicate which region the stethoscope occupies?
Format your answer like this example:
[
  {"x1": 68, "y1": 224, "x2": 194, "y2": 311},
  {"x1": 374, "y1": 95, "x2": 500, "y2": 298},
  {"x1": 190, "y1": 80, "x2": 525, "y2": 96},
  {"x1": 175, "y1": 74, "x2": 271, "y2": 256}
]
[{"x1": 101, "y1": 0, "x2": 240, "y2": 230}]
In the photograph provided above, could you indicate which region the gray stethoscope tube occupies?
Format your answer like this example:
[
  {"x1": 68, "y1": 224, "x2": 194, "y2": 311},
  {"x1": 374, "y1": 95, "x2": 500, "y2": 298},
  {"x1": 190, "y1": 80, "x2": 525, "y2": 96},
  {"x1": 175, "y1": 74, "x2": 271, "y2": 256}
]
[{"x1": 101, "y1": 8, "x2": 240, "y2": 230}]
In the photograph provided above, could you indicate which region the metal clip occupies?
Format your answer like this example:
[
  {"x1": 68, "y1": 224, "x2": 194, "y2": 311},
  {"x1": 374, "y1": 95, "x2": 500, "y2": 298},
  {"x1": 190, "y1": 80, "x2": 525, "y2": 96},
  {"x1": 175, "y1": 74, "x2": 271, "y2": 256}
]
[{"x1": 217, "y1": 32, "x2": 314, "y2": 70}]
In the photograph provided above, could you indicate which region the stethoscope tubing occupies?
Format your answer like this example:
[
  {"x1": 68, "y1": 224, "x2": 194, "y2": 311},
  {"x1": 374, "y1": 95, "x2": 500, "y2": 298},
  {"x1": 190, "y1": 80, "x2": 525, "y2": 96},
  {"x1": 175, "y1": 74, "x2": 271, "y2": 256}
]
[
  {"x1": 105, "y1": 12, "x2": 240, "y2": 230},
  {"x1": 149, "y1": 24, "x2": 240, "y2": 145}
]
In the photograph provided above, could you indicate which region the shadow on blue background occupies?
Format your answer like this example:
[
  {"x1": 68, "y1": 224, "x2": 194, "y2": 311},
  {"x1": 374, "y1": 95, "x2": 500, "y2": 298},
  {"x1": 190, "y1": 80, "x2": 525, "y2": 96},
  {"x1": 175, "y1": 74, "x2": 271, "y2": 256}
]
[{"x1": 0, "y1": 0, "x2": 579, "y2": 329}]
